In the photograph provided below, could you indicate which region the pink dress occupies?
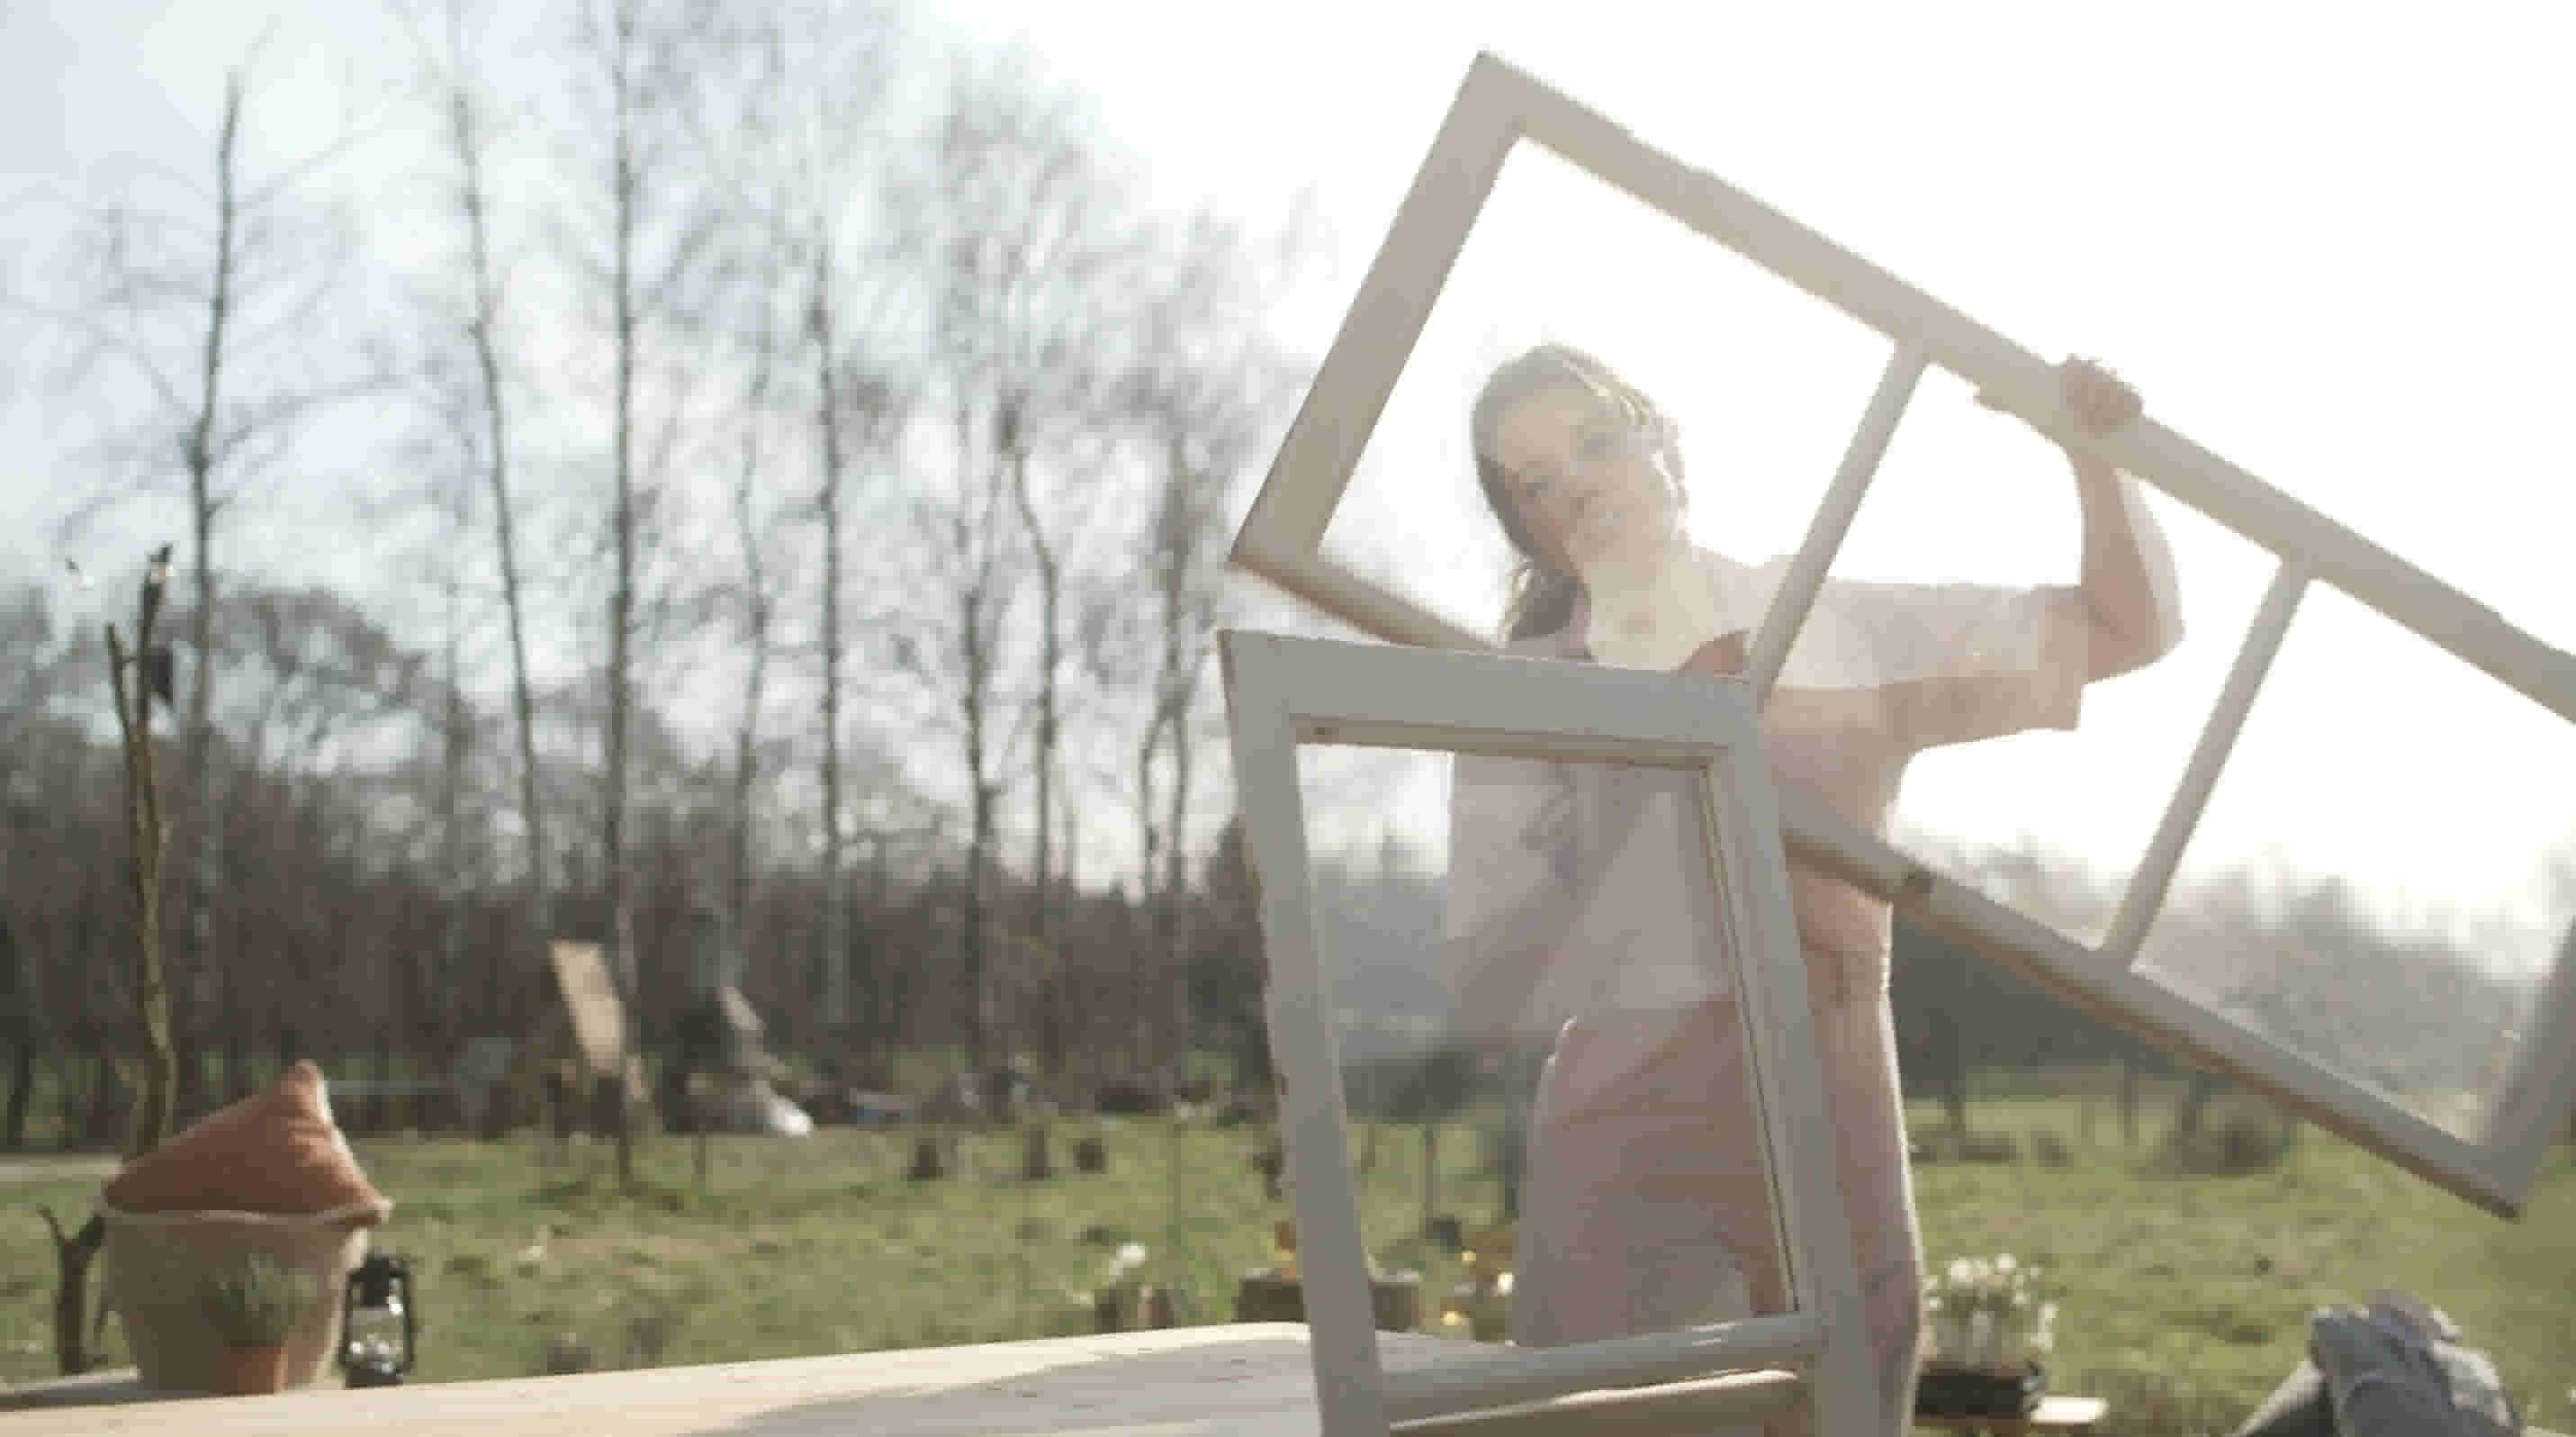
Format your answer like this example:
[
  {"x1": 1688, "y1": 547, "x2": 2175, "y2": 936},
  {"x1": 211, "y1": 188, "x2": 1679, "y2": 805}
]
[{"x1": 1443, "y1": 547, "x2": 2093, "y2": 1435}]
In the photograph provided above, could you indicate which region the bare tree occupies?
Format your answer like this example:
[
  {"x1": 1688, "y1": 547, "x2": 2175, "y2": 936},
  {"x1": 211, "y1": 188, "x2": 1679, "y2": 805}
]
[
  {"x1": 1112, "y1": 206, "x2": 1313, "y2": 1076},
  {"x1": 726, "y1": 323, "x2": 780, "y2": 999},
  {"x1": 3, "y1": 48, "x2": 390, "y2": 1122},
  {"x1": 430, "y1": 449, "x2": 477, "y2": 1049},
  {"x1": 728, "y1": 1, "x2": 914, "y2": 1055},
  {"x1": 395, "y1": 0, "x2": 556, "y2": 954},
  {"x1": 931, "y1": 48, "x2": 1142, "y2": 1080},
  {"x1": 900, "y1": 394, "x2": 1022, "y2": 1077},
  {"x1": 557, "y1": 0, "x2": 728, "y2": 1182},
  {"x1": 805, "y1": 249, "x2": 856, "y2": 1041}
]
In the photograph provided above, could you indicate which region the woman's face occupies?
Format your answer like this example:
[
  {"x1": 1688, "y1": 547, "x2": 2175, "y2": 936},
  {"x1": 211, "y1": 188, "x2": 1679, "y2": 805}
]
[{"x1": 1486, "y1": 379, "x2": 1682, "y2": 575}]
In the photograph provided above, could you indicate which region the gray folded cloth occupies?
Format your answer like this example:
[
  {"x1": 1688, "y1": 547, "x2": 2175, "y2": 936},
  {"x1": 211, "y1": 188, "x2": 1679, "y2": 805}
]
[{"x1": 2303, "y1": 1294, "x2": 2521, "y2": 1437}]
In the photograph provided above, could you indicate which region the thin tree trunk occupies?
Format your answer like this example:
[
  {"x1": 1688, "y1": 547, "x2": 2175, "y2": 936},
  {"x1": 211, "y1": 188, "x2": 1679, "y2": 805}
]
[
  {"x1": 437, "y1": 482, "x2": 471, "y2": 1052},
  {"x1": 85, "y1": 1051, "x2": 121, "y2": 1150},
  {"x1": 373, "y1": 1026, "x2": 398, "y2": 1138},
  {"x1": 1164, "y1": 710, "x2": 1193, "y2": 1082},
  {"x1": 1001, "y1": 402, "x2": 1062, "y2": 1080},
  {"x1": 108, "y1": 575, "x2": 176, "y2": 1162},
  {"x1": 448, "y1": 41, "x2": 552, "y2": 953},
  {"x1": 950, "y1": 400, "x2": 1004, "y2": 1080},
  {"x1": 602, "y1": 0, "x2": 642, "y2": 1188},
  {"x1": 224, "y1": 1026, "x2": 248, "y2": 1102},
  {"x1": 0, "y1": 913, "x2": 27, "y2": 1150},
  {"x1": 1131, "y1": 718, "x2": 1161, "y2": 1076},
  {"x1": 177, "y1": 72, "x2": 245, "y2": 1178},
  {"x1": 961, "y1": 582, "x2": 992, "y2": 1078},
  {"x1": 1147, "y1": 433, "x2": 1204, "y2": 1081},
  {"x1": 5, "y1": 1035, "x2": 31, "y2": 1150},
  {"x1": 729, "y1": 330, "x2": 775, "y2": 1036},
  {"x1": 1421, "y1": 1123, "x2": 1440, "y2": 1237},
  {"x1": 811, "y1": 248, "x2": 849, "y2": 1038}
]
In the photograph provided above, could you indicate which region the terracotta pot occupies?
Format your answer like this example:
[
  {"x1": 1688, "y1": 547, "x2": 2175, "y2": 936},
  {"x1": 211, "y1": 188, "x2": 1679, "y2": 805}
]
[
  {"x1": 103, "y1": 1207, "x2": 367, "y2": 1394},
  {"x1": 216, "y1": 1342, "x2": 289, "y2": 1396}
]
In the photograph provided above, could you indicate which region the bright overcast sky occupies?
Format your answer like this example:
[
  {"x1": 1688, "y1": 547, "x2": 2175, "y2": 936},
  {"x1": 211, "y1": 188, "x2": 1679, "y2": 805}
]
[
  {"x1": 980, "y1": 1, "x2": 2576, "y2": 972},
  {"x1": 5, "y1": 3, "x2": 2573, "y2": 970}
]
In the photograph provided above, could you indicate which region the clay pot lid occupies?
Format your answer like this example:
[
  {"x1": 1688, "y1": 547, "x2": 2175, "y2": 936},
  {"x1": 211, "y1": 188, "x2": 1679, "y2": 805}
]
[{"x1": 102, "y1": 1061, "x2": 391, "y2": 1225}]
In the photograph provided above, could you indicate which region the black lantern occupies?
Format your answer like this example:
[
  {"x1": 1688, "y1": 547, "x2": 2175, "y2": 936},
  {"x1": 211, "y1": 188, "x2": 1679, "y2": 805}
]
[{"x1": 339, "y1": 1252, "x2": 415, "y2": 1387}]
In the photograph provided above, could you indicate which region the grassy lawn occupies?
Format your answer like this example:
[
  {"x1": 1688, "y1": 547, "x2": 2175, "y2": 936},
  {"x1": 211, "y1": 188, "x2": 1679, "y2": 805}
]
[
  {"x1": 1905, "y1": 1099, "x2": 2576, "y2": 1433},
  {"x1": 4, "y1": 1098, "x2": 2570, "y2": 1434}
]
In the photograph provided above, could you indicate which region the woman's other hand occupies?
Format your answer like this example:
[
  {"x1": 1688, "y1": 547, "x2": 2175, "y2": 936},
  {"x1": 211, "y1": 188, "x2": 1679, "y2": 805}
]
[
  {"x1": 1976, "y1": 356, "x2": 2141, "y2": 439},
  {"x1": 2057, "y1": 357, "x2": 2141, "y2": 437}
]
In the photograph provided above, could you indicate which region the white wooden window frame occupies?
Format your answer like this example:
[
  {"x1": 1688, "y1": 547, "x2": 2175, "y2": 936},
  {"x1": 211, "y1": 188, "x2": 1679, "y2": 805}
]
[
  {"x1": 1228, "y1": 50, "x2": 2576, "y2": 1218},
  {"x1": 1220, "y1": 629, "x2": 1876, "y2": 1437}
]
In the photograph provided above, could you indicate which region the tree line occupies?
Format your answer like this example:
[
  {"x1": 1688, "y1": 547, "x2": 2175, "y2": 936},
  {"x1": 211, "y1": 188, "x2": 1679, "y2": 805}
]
[{"x1": 0, "y1": 0, "x2": 1311, "y2": 1155}]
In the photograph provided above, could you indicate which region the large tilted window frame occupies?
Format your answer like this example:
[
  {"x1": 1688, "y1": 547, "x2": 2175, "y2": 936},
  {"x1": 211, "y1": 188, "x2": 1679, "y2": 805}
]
[
  {"x1": 1229, "y1": 50, "x2": 2576, "y2": 1218},
  {"x1": 1220, "y1": 630, "x2": 1875, "y2": 1437}
]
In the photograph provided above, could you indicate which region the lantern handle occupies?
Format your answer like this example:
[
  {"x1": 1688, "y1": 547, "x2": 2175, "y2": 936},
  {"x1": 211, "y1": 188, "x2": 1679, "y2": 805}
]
[{"x1": 400, "y1": 1268, "x2": 417, "y2": 1374}]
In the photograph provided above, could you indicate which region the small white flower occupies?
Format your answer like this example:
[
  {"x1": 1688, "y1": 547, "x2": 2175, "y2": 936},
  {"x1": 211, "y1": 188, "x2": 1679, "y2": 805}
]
[
  {"x1": 1948, "y1": 1258, "x2": 1974, "y2": 1285},
  {"x1": 1496, "y1": 1272, "x2": 1513, "y2": 1297},
  {"x1": 1995, "y1": 1253, "x2": 2016, "y2": 1274},
  {"x1": 1118, "y1": 1242, "x2": 1148, "y2": 1268}
]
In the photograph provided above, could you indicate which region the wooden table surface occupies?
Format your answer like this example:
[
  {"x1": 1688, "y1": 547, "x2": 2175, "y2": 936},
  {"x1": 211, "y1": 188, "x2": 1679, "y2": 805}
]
[
  {"x1": 4, "y1": 1324, "x2": 1362, "y2": 1435},
  {"x1": 1, "y1": 1324, "x2": 1788, "y2": 1437}
]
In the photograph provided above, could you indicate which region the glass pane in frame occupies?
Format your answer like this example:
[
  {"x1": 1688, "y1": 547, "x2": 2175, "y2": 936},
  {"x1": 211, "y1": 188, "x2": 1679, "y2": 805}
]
[
  {"x1": 1296, "y1": 741, "x2": 1797, "y2": 1350},
  {"x1": 2136, "y1": 583, "x2": 2576, "y2": 1143}
]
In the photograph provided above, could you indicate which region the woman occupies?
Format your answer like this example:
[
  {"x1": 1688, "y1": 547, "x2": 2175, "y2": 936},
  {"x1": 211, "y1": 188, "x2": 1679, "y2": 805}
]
[{"x1": 1442, "y1": 343, "x2": 2181, "y2": 1434}]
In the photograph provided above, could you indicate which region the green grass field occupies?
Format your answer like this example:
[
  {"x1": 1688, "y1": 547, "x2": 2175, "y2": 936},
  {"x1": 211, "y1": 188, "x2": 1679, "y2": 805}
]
[{"x1": 5, "y1": 1098, "x2": 2570, "y2": 1434}]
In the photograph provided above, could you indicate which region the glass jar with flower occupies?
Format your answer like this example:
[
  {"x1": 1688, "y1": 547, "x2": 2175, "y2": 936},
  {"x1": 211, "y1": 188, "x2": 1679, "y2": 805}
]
[
  {"x1": 1923, "y1": 1253, "x2": 2056, "y2": 1371},
  {"x1": 1092, "y1": 1243, "x2": 1149, "y2": 1332}
]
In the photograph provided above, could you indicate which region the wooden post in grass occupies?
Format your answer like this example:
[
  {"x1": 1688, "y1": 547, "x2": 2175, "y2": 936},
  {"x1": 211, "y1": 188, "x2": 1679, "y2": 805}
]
[
  {"x1": 1420, "y1": 1124, "x2": 1439, "y2": 1240},
  {"x1": 104, "y1": 547, "x2": 179, "y2": 1162},
  {"x1": 41, "y1": 547, "x2": 183, "y2": 1376}
]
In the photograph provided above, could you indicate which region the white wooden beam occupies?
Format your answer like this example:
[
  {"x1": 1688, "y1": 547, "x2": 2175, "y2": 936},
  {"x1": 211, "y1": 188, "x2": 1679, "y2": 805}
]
[
  {"x1": 2100, "y1": 561, "x2": 2310, "y2": 967},
  {"x1": 1391, "y1": 1369, "x2": 1804, "y2": 1436},
  {"x1": 1380, "y1": 1315, "x2": 1821, "y2": 1423},
  {"x1": 1744, "y1": 343, "x2": 1928, "y2": 703}
]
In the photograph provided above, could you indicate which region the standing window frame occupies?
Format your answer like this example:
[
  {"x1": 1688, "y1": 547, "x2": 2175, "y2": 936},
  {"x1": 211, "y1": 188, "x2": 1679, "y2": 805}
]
[{"x1": 1221, "y1": 630, "x2": 1876, "y2": 1436}]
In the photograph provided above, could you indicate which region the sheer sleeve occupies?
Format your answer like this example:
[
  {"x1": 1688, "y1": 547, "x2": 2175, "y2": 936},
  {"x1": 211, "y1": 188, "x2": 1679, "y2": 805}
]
[{"x1": 1813, "y1": 576, "x2": 2091, "y2": 755}]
